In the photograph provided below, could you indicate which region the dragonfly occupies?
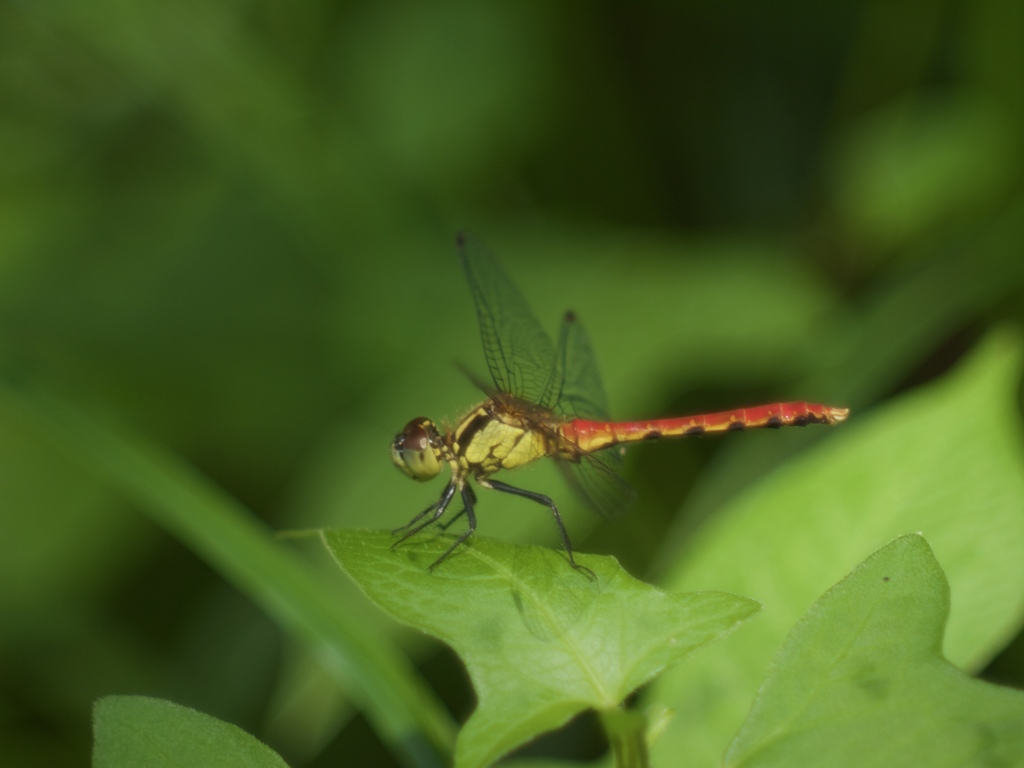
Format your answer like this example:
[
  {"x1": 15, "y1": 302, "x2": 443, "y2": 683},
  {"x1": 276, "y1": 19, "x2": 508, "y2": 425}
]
[{"x1": 390, "y1": 233, "x2": 848, "y2": 576}]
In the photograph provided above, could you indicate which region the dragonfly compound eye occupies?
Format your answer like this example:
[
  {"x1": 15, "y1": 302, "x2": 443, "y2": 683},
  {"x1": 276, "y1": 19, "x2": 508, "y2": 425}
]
[{"x1": 391, "y1": 418, "x2": 442, "y2": 481}]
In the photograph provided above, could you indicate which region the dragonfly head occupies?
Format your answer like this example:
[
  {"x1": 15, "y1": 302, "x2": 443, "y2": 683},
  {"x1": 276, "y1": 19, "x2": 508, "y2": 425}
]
[{"x1": 391, "y1": 417, "x2": 443, "y2": 481}]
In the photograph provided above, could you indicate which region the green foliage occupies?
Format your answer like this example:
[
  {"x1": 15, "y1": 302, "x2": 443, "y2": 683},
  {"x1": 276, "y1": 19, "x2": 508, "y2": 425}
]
[
  {"x1": 0, "y1": 376, "x2": 453, "y2": 767},
  {"x1": 90, "y1": 532, "x2": 1024, "y2": 766},
  {"x1": 651, "y1": 331, "x2": 1024, "y2": 766},
  {"x1": 94, "y1": 696, "x2": 289, "y2": 768},
  {"x1": 727, "y1": 535, "x2": 1024, "y2": 767},
  {"x1": 3, "y1": 1, "x2": 1024, "y2": 766},
  {"x1": 323, "y1": 530, "x2": 759, "y2": 768},
  {"x1": 25, "y1": 327, "x2": 1024, "y2": 767}
]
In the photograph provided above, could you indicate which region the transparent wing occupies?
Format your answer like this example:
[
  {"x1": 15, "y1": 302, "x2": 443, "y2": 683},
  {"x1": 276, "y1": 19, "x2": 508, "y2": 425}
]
[
  {"x1": 556, "y1": 449, "x2": 636, "y2": 521},
  {"x1": 552, "y1": 312, "x2": 636, "y2": 519},
  {"x1": 552, "y1": 311, "x2": 609, "y2": 420},
  {"x1": 457, "y1": 232, "x2": 559, "y2": 404},
  {"x1": 458, "y1": 235, "x2": 634, "y2": 518}
]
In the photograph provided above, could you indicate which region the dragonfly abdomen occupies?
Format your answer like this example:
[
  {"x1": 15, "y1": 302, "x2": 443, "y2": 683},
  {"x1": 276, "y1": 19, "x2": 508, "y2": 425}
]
[{"x1": 563, "y1": 402, "x2": 849, "y2": 454}]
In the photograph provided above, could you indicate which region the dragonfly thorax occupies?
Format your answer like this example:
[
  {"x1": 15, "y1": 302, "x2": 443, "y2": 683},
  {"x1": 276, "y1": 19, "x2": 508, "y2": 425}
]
[{"x1": 391, "y1": 417, "x2": 445, "y2": 481}]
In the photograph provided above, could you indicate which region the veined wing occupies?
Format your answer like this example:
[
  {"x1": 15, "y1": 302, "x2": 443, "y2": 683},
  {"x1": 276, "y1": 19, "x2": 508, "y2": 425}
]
[
  {"x1": 557, "y1": 450, "x2": 635, "y2": 521},
  {"x1": 552, "y1": 311, "x2": 636, "y2": 519},
  {"x1": 457, "y1": 232, "x2": 560, "y2": 405},
  {"x1": 552, "y1": 310, "x2": 608, "y2": 421}
]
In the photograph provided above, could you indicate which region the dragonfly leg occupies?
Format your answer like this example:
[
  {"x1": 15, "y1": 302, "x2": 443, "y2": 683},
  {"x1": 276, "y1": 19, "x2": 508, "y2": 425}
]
[
  {"x1": 438, "y1": 485, "x2": 477, "y2": 531},
  {"x1": 484, "y1": 479, "x2": 596, "y2": 580},
  {"x1": 392, "y1": 480, "x2": 458, "y2": 548},
  {"x1": 391, "y1": 502, "x2": 437, "y2": 535},
  {"x1": 428, "y1": 484, "x2": 479, "y2": 571}
]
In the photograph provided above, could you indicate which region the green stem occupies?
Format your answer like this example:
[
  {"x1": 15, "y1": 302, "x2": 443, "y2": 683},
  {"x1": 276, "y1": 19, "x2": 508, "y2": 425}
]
[{"x1": 600, "y1": 707, "x2": 649, "y2": 768}]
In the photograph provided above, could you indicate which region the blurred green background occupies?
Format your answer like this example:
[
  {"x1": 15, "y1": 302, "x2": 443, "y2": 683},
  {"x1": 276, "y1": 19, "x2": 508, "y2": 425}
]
[{"x1": 2, "y1": 1, "x2": 1023, "y2": 765}]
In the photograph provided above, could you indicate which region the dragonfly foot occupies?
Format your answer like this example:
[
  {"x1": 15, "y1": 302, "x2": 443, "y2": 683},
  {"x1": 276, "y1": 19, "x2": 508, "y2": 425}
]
[
  {"x1": 570, "y1": 559, "x2": 597, "y2": 581},
  {"x1": 427, "y1": 528, "x2": 475, "y2": 571}
]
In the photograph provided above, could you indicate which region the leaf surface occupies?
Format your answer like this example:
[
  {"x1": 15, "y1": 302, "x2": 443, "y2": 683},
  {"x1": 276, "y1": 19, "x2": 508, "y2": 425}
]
[
  {"x1": 324, "y1": 529, "x2": 759, "y2": 768},
  {"x1": 93, "y1": 696, "x2": 289, "y2": 768},
  {"x1": 726, "y1": 535, "x2": 1024, "y2": 767}
]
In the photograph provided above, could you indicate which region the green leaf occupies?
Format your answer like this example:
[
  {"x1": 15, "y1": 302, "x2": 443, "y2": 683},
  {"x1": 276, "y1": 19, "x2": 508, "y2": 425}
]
[
  {"x1": 726, "y1": 535, "x2": 1024, "y2": 767},
  {"x1": 0, "y1": 376, "x2": 454, "y2": 767},
  {"x1": 93, "y1": 696, "x2": 289, "y2": 768},
  {"x1": 323, "y1": 529, "x2": 760, "y2": 768},
  {"x1": 651, "y1": 330, "x2": 1024, "y2": 766}
]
